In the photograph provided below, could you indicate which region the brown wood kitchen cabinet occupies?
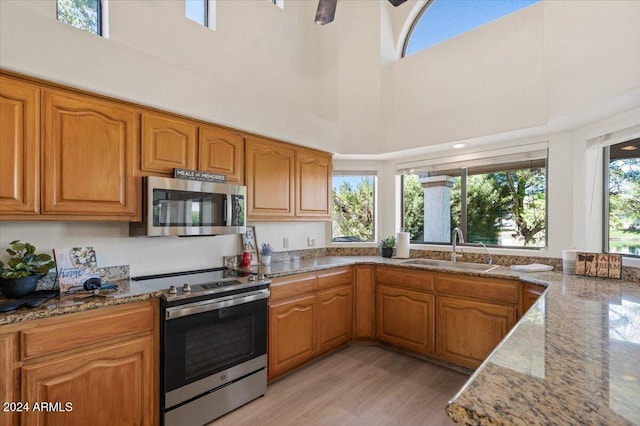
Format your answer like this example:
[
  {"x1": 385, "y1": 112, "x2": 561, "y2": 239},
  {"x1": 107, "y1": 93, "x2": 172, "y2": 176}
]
[
  {"x1": 41, "y1": 89, "x2": 140, "y2": 219},
  {"x1": 0, "y1": 300, "x2": 159, "y2": 426},
  {"x1": 434, "y1": 273, "x2": 518, "y2": 369},
  {"x1": 0, "y1": 332, "x2": 19, "y2": 426},
  {"x1": 0, "y1": 76, "x2": 39, "y2": 215},
  {"x1": 353, "y1": 265, "x2": 375, "y2": 339},
  {"x1": 375, "y1": 267, "x2": 436, "y2": 355},
  {"x1": 295, "y1": 148, "x2": 332, "y2": 219},
  {"x1": 521, "y1": 283, "x2": 546, "y2": 316},
  {"x1": 246, "y1": 136, "x2": 296, "y2": 219},
  {"x1": 199, "y1": 125, "x2": 245, "y2": 184},
  {"x1": 140, "y1": 111, "x2": 198, "y2": 175},
  {"x1": 268, "y1": 267, "x2": 353, "y2": 379}
]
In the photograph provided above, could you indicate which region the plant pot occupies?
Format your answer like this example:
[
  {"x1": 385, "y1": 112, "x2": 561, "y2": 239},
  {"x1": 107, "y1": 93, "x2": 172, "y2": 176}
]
[
  {"x1": 261, "y1": 255, "x2": 272, "y2": 266},
  {"x1": 0, "y1": 275, "x2": 39, "y2": 299},
  {"x1": 380, "y1": 247, "x2": 394, "y2": 258}
]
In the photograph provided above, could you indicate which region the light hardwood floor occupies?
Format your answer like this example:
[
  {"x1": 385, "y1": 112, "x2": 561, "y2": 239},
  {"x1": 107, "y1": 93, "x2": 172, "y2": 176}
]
[{"x1": 212, "y1": 345, "x2": 469, "y2": 425}]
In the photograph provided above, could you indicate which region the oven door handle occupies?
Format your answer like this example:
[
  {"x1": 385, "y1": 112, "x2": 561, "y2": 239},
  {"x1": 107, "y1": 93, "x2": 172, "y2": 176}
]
[{"x1": 165, "y1": 289, "x2": 269, "y2": 320}]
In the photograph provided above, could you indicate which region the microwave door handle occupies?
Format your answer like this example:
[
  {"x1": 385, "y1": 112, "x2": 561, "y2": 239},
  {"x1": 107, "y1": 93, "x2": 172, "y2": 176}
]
[{"x1": 224, "y1": 195, "x2": 231, "y2": 225}]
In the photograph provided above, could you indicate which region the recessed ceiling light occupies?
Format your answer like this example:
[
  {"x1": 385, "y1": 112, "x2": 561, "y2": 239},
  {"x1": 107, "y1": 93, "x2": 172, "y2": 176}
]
[
  {"x1": 452, "y1": 143, "x2": 465, "y2": 149},
  {"x1": 620, "y1": 145, "x2": 638, "y2": 151}
]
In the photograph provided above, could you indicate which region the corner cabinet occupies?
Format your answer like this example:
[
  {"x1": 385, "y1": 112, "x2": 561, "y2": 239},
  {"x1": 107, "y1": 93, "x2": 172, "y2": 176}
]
[
  {"x1": 42, "y1": 89, "x2": 140, "y2": 218},
  {"x1": 246, "y1": 137, "x2": 296, "y2": 219},
  {"x1": 0, "y1": 76, "x2": 40, "y2": 215}
]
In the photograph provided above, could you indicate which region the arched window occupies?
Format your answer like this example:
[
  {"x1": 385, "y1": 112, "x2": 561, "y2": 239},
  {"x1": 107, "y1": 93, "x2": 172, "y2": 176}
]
[{"x1": 403, "y1": 0, "x2": 539, "y2": 57}]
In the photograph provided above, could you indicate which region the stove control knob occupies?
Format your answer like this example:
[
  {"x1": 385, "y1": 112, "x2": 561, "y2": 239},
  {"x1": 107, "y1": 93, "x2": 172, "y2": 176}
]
[
  {"x1": 182, "y1": 283, "x2": 191, "y2": 293},
  {"x1": 168, "y1": 285, "x2": 177, "y2": 295},
  {"x1": 248, "y1": 274, "x2": 256, "y2": 281}
]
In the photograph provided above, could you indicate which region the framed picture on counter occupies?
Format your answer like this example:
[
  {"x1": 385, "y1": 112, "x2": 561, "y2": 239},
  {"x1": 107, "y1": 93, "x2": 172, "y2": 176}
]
[{"x1": 242, "y1": 226, "x2": 259, "y2": 266}]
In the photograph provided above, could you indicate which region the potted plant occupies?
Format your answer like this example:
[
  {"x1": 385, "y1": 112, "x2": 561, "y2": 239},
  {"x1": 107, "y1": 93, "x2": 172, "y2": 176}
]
[
  {"x1": 0, "y1": 240, "x2": 55, "y2": 299},
  {"x1": 378, "y1": 236, "x2": 396, "y2": 258},
  {"x1": 259, "y1": 243, "x2": 274, "y2": 266}
]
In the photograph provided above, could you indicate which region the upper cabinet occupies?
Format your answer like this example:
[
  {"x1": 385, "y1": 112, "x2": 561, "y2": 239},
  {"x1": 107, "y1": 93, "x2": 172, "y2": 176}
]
[
  {"x1": 199, "y1": 125, "x2": 245, "y2": 184},
  {"x1": 246, "y1": 137, "x2": 296, "y2": 219},
  {"x1": 246, "y1": 137, "x2": 332, "y2": 221},
  {"x1": 295, "y1": 148, "x2": 332, "y2": 219},
  {"x1": 0, "y1": 76, "x2": 39, "y2": 215},
  {"x1": 42, "y1": 89, "x2": 140, "y2": 218},
  {"x1": 140, "y1": 112, "x2": 197, "y2": 175}
]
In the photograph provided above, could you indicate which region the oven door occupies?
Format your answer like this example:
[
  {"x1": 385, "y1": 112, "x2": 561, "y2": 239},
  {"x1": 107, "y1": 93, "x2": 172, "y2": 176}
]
[{"x1": 163, "y1": 289, "x2": 268, "y2": 409}]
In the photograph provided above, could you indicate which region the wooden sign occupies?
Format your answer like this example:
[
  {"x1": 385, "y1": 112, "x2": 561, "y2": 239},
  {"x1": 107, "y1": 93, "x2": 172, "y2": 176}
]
[
  {"x1": 596, "y1": 254, "x2": 609, "y2": 278},
  {"x1": 173, "y1": 168, "x2": 227, "y2": 183},
  {"x1": 608, "y1": 254, "x2": 622, "y2": 279}
]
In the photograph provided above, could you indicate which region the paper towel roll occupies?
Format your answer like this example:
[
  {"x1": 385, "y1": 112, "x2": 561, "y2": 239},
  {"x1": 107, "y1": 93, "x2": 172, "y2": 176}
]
[{"x1": 396, "y1": 232, "x2": 410, "y2": 258}]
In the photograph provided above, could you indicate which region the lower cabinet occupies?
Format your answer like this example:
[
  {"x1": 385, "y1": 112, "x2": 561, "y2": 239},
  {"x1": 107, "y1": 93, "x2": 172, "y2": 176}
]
[
  {"x1": 436, "y1": 296, "x2": 516, "y2": 369},
  {"x1": 0, "y1": 300, "x2": 159, "y2": 426},
  {"x1": 268, "y1": 294, "x2": 317, "y2": 379},
  {"x1": 376, "y1": 285, "x2": 435, "y2": 355},
  {"x1": 317, "y1": 284, "x2": 352, "y2": 353},
  {"x1": 521, "y1": 283, "x2": 546, "y2": 316},
  {"x1": 353, "y1": 265, "x2": 375, "y2": 339}
]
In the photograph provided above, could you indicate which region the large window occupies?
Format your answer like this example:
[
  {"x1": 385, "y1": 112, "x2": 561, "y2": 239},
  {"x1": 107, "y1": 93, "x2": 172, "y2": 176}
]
[
  {"x1": 605, "y1": 138, "x2": 640, "y2": 257},
  {"x1": 403, "y1": 0, "x2": 539, "y2": 57},
  {"x1": 402, "y1": 156, "x2": 547, "y2": 248},
  {"x1": 332, "y1": 172, "x2": 376, "y2": 243},
  {"x1": 57, "y1": 0, "x2": 102, "y2": 35},
  {"x1": 186, "y1": 0, "x2": 216, "y2": 29}
]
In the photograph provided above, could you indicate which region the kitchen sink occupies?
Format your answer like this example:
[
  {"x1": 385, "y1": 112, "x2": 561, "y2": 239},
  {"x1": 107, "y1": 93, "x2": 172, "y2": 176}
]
[{"x1": 400, "y1": 259, "x2": 499, "y2": 273}]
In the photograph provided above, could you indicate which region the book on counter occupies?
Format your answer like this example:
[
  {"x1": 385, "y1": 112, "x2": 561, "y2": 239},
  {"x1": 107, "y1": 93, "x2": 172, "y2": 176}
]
[{"x1": 53, "y1": 247, "x2": 100, "y2": 293}]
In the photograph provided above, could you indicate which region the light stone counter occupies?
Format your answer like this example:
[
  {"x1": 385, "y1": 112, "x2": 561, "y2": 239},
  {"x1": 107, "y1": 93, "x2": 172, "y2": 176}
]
[{"x1": 249, "y1": 256, "x2": 640, "y2": 425}]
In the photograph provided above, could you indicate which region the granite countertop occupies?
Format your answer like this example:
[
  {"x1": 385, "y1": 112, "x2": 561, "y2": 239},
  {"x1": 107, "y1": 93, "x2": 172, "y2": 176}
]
[
  {"x1": 0, "y1": 278, "x2": 163, "y2": 326},
  {"x1": 249, "y1": 256, "x2": 640, "y2": 425}
]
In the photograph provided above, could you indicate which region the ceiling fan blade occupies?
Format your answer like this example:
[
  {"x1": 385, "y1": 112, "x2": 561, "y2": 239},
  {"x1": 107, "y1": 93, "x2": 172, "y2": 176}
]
[
  {"x1": 315, "y1": 0, "x2": 337, "y2": 25},
  {"x1": 388, "y1": 0, "x2": 407, "y2": 6}
]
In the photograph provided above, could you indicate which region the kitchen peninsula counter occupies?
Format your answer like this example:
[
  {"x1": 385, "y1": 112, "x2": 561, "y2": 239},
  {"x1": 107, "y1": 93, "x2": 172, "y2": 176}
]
[{"x1": 251, "y1": 256, "x2": 640, "y2": 425}]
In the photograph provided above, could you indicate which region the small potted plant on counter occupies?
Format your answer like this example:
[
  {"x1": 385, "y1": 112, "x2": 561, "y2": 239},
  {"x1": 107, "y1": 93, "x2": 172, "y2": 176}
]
[
  {"x1": 378, "y1": 236, "x2": 396, "y2": 258},
  {"x1": 0, "y1": 240, "x2": 56, "y2": 298},
  {"x1": 260, "y1": 243, "x2": 274, "y2": 266}
]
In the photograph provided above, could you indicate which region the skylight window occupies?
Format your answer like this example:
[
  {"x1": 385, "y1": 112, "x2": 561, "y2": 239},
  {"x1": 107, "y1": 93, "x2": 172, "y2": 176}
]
[
  {"x1": 57, "y1": 0, "x2": 102, "y2": 35},
  {"x1": 403, "y1": 0, "x2": 540, "y2": 57}
]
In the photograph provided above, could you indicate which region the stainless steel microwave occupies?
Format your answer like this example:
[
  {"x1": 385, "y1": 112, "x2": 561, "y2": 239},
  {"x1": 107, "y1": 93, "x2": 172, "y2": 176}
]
[{"x1": 130, "y1": 176, "x2": 246, "y2": 237}]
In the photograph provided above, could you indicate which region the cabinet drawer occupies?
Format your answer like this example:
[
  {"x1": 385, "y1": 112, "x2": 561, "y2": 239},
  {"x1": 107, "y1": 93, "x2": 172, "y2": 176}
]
[
  {"x1": 435, "y1": 274, "x2": 518, "y2": 304},
  {"x1": 317, "y1": 267, "x2": 352, "y2": 289},
  {"x1": 376, "y1": 267, "x2": 434, "y2": 292},
  {"x1": 21, "y1": 301, "x2": 155, "y2": 360},
  {"x1": 270, "y1": 273, "x2": 318, "y2": 301}
]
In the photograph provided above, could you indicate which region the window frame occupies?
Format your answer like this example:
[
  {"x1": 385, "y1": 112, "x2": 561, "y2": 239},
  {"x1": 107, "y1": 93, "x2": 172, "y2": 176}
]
[
  {"x1": 603, "y1": 140, "x2": 640, "y2": 259},
  {"x1": 400, "y1": 156, "x2": 548, "y2": 250},
  {"x1": 185, "y1": 0, "x2": 216, "y2": 30},
  {"x1": 331, "y1": 171, "x2": 378, "y2": 244}
]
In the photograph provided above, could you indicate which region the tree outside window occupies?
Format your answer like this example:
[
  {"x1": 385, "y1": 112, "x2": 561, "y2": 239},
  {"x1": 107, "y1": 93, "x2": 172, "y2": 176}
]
[
  {"x1": 57, "y1": 0, "x2": 101, "y2": 35},
  {"x1": 332, "y1": 174, "x2": 376, "y2": 243}
]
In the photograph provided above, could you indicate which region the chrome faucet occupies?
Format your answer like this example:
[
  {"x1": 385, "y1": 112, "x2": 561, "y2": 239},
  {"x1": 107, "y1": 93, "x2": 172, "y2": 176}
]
[
  {"x1": 477, "y1": 242, "x2": 493, "y2": 266},
  {"x1": 451, "y1": 227, "x2": 464, "y2": 262}
]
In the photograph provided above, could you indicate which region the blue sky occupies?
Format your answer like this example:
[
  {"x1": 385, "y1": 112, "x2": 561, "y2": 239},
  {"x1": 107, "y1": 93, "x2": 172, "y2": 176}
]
[{"x1": 405, "y1": 0, "x2": 540, "y2": 56}]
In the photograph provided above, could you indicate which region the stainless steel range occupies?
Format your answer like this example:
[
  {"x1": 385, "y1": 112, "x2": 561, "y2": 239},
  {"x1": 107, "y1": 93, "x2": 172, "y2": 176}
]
[{"x1": 132, "y1": 268, "x2": 270, "y2": 426}]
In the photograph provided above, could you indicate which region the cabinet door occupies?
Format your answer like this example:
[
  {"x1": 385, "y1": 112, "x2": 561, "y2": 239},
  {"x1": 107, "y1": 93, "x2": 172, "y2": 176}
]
[
  {"x1": 295, "y1": 148, "x2": 332, "y2": 219},
  {"x1": 353, "y1": 266, "x2": 374, "y2": 339},
  {"x1": 0, "y1": 76, "x2": 39, "y2": 215},
  {"x1": 246, "y1": 137, "x2": 295, "y2": 219},
  {"x1": 376, "y1": 285, "x2": 435, "y2": 355},
  {"x1": 141, "y1": 112, "x2": 197, "y2": 175},
  {"x1": 317, "y1": 284, "x2": 352, "y2": 353},
  {"x1": 268, "y1": 294, "x2": 316, "y2": 379},
  {"x1": 21, "y1": 336, "x2": 156, "y2": 426},
  {"x1": 198, "y1": 125, "x2": 244, "y2": 184},
  {"x1": 0, "y1": 333, "x2": 19, "y2": 426},
  {"x1": 521, "y1": 283, "x2": 546, "y2": 316},
  {"x1": 41, "y1": 90, "x2": 139, "y2": 218},
  {"x1": 436, "y1": 296, "x2": 516, "y2": 369}
]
